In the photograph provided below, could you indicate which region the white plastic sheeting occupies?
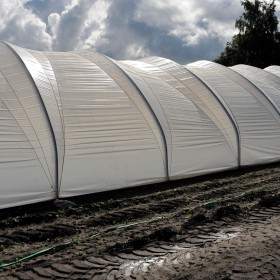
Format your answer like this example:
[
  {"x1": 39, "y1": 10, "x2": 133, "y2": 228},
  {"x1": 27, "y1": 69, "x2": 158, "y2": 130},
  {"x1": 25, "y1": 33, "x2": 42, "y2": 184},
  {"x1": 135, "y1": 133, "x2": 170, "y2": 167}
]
[
  {"x1": 43, "y1": 52, "x2": 166, "y2": 198},
  {"x1": 118, "y1": 59, "x2": 238, "y2": 179},
  {"x1": 74, "y1": 50, "x2": 166, "y2": 167},
  {"x1": 186, "y1": 61, "x2": 280, "y2": 166},
  {"x1": 7, "y1": 43, "x2": 65, "y2": 193},
  {"x1": 0, "y1": 42, "x2": 56, "y2": 209},
  {"x1": 140, "y1": 57, "x2": 238, "y2": 159},
  {"x1": 265, "y1": 65, "x2": 280, "y2": 76},
  {"x1": 232, "y1": 65, "x2": 280, "y2": 116},
  {"x1": 2, "y1": 42, "x2": 280, "y2": 209}
]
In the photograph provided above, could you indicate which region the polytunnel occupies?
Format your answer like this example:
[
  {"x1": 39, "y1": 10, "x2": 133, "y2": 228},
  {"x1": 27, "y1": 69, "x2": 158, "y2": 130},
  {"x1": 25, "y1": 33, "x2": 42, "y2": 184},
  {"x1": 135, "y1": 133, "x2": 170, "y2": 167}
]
[
  {"x1": 117, "y1": 58, "x2": 238, "y2": 179},
  {"x1": 1, "y1": 42, "x2": 280, "y2": 209},
  {"x1": 231, "y1": 64, "x2": 280, "y2": 117},
  {"x1": 265, "y1": 65, "x2": 280, "y2": 77},
  {"x1": 186, "y1": 61, "x2": 280, "y2": 166}
]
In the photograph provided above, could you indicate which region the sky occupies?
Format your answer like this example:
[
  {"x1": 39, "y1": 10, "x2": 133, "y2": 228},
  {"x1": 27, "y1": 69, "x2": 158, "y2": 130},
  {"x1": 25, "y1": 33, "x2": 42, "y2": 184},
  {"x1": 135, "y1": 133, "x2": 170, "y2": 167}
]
[{"x1": 1, "y1": 0, "x2": 280, "y2": 64}]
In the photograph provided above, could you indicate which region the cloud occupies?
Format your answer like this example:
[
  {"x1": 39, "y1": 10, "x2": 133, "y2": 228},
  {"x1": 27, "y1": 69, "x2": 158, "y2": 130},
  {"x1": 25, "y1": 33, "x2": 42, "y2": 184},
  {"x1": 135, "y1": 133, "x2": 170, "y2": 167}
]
[
  {"x1": 83, "y1": 0, "x2": 242, "y2": 63},
  {"x1": 45, "y1": 0, "x2": 111, "y2": 51},
  {"x1": 0, "y1": 0, "x2": 52, "y2": 50},
  {"x1": 0, "y1": 0, "x2": 247, "y2": 63},
  {"x1": 25, "y1": 0, "x2": 70, "y2": 22},
  {"x1": 49, "y1": 0, "x2": 93, "y2": 51}
]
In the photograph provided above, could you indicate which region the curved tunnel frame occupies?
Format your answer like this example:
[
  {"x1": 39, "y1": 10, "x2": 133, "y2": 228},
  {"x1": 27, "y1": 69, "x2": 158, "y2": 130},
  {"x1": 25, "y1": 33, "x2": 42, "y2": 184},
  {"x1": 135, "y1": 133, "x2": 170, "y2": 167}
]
[
  {"x1": 116, "y1": 59, "x2": 239, "y2": 179},
  {"x1": 4, "y1": 42, "x2": 60, "y2": 197},
  {"x1": 186, "y1": 60, "x2": 280, "y2": 166},
  {"x1": 1, "y1": 42, "x2": 280, "y2": 209}
]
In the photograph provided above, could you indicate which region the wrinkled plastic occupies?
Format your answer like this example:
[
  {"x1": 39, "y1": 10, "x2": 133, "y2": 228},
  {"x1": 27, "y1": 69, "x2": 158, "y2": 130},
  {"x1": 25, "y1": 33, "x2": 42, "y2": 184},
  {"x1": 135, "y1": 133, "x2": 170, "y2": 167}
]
[{"x1": 1, "y1": 43, "x2": 280, "y2": 209}]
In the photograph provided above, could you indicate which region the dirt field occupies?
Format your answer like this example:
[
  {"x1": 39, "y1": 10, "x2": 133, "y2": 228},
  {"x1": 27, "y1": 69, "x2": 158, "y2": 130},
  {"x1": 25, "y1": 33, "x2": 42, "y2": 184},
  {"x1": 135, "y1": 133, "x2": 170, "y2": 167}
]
[{"x1": 1, "y1": 163, "x2": 280, "y2": 279}]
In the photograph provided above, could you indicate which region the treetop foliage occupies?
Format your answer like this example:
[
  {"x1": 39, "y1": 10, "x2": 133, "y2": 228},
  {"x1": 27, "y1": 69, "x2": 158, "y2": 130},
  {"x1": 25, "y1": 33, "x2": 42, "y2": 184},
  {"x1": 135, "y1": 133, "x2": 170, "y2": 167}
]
[{"x1": 215, "y1": 0, "x2": 280, "y2": 68}]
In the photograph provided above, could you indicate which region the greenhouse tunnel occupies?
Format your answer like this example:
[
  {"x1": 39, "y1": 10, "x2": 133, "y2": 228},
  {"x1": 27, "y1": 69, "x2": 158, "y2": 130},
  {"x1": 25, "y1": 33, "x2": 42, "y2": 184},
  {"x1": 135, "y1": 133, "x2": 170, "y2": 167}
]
[{"x1": 1, "y1": 42, "x2": 280, "y2": 209}]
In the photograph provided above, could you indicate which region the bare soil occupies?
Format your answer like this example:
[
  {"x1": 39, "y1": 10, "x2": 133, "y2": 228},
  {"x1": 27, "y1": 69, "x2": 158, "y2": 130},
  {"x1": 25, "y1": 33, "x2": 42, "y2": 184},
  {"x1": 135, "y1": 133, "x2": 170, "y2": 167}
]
[{"x1": 0, "y1": 163, "x2": 280, "y2": 279}]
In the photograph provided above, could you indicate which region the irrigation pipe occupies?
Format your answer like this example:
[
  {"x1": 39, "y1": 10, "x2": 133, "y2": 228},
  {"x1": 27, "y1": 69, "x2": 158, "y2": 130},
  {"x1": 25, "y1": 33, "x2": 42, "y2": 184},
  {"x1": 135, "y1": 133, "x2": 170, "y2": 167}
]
[
  {"x1": 0, "y1": 187, "x2": 263, "y2": 269},
  {"x1": 0, "y1": 248, "x2": 53, "y2": 268}
]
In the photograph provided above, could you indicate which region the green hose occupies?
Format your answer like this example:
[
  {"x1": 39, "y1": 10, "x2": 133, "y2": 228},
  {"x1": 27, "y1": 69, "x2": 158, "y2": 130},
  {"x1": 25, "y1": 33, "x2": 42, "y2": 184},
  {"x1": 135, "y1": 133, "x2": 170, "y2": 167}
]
[
  {"x1": 0, "y1": 188, "x2": 258, "y2": 269},
  {"x1": 0, "y1": 248, "x2": 53, "y2": 268},
  {"x1": 0, "y1": 218, "x2": 162, "y2": 269}
]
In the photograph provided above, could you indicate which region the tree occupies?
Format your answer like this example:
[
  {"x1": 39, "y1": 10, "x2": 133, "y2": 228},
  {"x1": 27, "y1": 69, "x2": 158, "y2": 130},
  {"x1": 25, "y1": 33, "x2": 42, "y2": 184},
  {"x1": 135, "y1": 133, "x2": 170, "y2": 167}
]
[{"x1": 214, "y1": 0, "x2": 280, "y2": 68}]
